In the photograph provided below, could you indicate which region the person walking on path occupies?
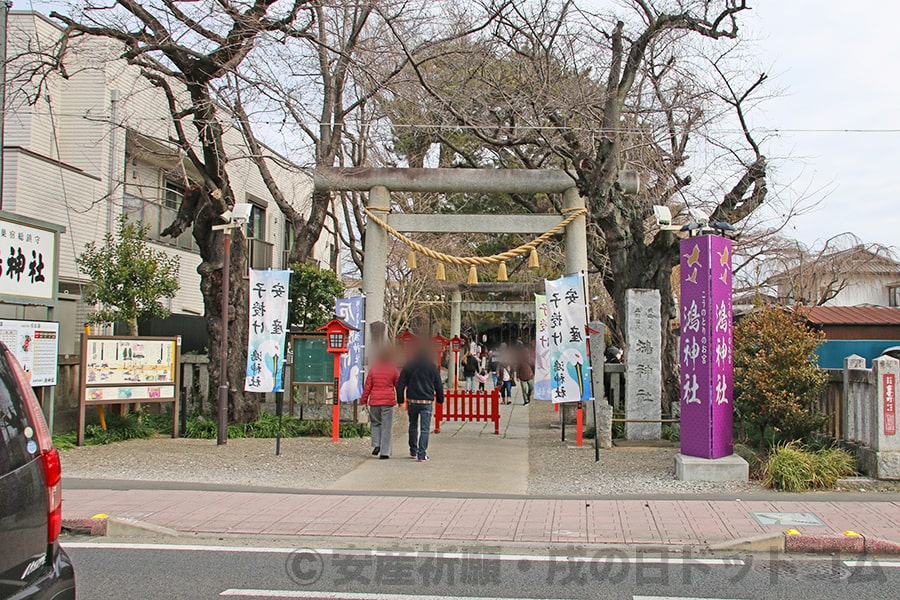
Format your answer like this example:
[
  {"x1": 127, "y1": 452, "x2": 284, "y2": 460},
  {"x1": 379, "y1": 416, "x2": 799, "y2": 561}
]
[
  {"x1": 360, "y1": 345, "x2": 400, "y2": 459},
  {"x1": 397, "y1": 340, "x2": 444, "y2": 462},
  {"x1": 462, "y1": 350, "x2": 479, "y2": 391},
  {"x1": 476, "y1": 368, "x2": 488, "y2": 391},
  {"x1": 515, "y1": 341, "x2": 535, "y2": 405},
  {"x1": 496, "y1": 355, "x2": 514, "y2": 404}
]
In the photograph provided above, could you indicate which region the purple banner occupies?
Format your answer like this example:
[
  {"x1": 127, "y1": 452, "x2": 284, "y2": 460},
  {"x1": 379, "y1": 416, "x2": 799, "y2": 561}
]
[{"x1": 679, "y1": 235, "x2": 734, "y2": 459}]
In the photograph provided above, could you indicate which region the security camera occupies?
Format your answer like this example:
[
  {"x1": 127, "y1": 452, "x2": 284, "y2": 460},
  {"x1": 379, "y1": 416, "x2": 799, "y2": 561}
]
[{"x1": 220, "y1": 209, "x2": 233, "y2": 223}]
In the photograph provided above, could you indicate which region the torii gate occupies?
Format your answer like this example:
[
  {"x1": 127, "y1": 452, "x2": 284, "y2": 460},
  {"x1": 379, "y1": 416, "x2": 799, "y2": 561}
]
[{"x1": 313, "y1": 168, "x2": 609, "y2": 348}]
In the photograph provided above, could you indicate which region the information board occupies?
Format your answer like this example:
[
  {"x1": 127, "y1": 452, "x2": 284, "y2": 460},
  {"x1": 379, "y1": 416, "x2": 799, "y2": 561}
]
[
  {"x1": 84, "y1": 337, "x2": 178, "y2": 387},
  {"x1": 78, "y1": 335, "x2": 181, "y2": 446},
  {"x1": 292, "y1": 335, "x2": 334, "y2": 384},
  {"x1": 0, "y1": 319, "x2": 59, "y2": 385}
]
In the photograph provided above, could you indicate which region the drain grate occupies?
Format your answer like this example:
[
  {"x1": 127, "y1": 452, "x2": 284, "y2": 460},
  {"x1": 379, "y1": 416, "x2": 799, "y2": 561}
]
[{"x1": 754, "y1": 560, "x2": 851, "y2": 581}]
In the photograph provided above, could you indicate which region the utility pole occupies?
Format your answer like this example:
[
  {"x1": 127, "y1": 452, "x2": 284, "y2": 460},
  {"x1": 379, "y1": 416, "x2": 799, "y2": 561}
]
[{"x1": 0, "y1": 2, "x2": 12, "y2": 209}]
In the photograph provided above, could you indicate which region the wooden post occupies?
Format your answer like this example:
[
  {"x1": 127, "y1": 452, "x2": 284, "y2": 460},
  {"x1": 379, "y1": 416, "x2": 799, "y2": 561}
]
[{"x1": 331, "y1": 354, "x2": 341, "y2": 443}]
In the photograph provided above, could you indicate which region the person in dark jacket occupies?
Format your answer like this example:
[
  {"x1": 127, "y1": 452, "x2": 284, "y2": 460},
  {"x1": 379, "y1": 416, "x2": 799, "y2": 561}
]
[
  {"x1": 396, "y1": 340, "x2": 444, "y2": 462},
  {"x1": 515, "y1": 341, "x2": 535, "y2": 405},
  {"x1": 361, "y1": 345, "x2": 400, "y2": 459},
  {"x1": 462, "y1": 350, "x2": 479, "y2": 391}
]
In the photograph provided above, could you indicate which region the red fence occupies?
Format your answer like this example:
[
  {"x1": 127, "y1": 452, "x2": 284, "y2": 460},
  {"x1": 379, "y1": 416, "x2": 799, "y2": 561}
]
[{"x1": 435, "y1": 389, "x2": 501, "y2": 434}]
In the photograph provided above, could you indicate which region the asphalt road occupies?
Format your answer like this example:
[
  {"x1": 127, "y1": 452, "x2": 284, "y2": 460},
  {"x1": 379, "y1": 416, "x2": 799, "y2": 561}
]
[{"x1": 63, "y1": 540, "x2": 900, "y2": 600}]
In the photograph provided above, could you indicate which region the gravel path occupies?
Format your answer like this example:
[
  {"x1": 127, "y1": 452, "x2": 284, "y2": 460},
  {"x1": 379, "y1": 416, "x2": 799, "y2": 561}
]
[
  {"x1": 60, "y1": 436, "x2": 371, "y2": 489},
  {"x1": 526, "y1": 400, "x2": 764, "y2": 495}
]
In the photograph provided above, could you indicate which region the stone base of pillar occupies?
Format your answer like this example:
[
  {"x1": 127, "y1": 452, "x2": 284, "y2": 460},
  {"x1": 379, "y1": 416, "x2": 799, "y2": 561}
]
[
  {"x1": 876, "y1": 452, "x2": 900, "y2": 480},
  {"x1": 596, "y1": 403, "x2": 613, "y2": 449},
  {"x1": 674, "y1": 453, "x2": 749, "y2": 482}
]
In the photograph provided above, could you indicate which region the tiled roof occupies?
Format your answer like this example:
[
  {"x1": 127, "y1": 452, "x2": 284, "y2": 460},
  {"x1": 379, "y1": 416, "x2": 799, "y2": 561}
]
[{"x1": 792, "y1": 305, "x2": 900, "y2": 325}]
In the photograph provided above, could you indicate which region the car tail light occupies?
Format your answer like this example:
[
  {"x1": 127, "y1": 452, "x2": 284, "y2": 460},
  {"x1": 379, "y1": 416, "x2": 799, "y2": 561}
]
[{"x1": 7, "y1": 349, "x2": 62, "y2": 543}]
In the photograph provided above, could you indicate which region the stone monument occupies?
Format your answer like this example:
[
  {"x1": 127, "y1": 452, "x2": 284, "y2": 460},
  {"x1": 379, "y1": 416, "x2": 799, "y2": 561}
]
[
  {"x1": 624, "y1": 289, "x2": 662, "y2": 440},
  {"x1": 589, "y1": 320, "x2": 613, "y2": 449}
]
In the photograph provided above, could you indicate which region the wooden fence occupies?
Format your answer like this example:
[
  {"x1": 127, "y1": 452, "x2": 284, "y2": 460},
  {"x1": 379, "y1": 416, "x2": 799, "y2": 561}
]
[{"x1": 51, "y1": 354, "x2": 210, "y2": 433}]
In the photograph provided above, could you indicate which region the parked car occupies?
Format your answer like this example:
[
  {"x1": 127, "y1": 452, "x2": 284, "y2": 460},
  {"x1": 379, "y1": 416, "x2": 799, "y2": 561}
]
[{"x1": 0, "y1": 342, "x2": 75, "y2": 599}]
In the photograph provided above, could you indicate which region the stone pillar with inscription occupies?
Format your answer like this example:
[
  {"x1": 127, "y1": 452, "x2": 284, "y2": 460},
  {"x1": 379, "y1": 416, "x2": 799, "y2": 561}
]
[
  {"x1": 873, "y1": 356, "x2": 900, "y2": 479},
  {"x1": 675, "y1": 234, "x2": 748, "y2": 481},
  {"x1": 624, "y1": 289, "x2": 662, "y2": 440}
]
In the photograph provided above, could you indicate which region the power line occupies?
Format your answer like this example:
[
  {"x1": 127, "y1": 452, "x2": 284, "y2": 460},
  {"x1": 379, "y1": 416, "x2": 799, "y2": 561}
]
[{"x1": 7, "y1": 108, "x2": 900, "y2": 136}]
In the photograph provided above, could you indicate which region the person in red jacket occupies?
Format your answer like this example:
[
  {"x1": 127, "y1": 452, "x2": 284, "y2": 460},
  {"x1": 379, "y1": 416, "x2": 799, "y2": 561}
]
[{"x1": 361, "y1": 345, "x2": 400, "y2": 459}]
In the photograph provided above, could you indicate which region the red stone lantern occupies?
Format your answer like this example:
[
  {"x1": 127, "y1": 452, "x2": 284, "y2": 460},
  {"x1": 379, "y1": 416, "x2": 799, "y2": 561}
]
[
  {"x1": 432, "y1": 334, "x2": 450, "y2": 368},
  {"x1": 450, "y1": 336, "x2": 463, "y2": 391},
  {"x1": 318, "y1": 317, "x2": 357, "y2": 442},
  {"x1": 397, "y1": 330, "x2": 417, "y2": 358}
]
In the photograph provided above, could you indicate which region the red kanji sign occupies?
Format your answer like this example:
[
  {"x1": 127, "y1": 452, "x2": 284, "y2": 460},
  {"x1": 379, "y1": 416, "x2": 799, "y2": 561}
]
[{"x1": 884, "y1": 373, "x2": 896, "y2": 436}]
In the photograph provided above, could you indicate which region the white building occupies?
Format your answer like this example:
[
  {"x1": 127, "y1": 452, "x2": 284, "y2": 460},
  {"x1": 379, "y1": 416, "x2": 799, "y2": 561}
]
[
  {"x1": 771, "y1": 245, "x2": 900, "y2": 308},
  {"x1": 1, "y1": 12, "x2": 334, "y2": 354}
]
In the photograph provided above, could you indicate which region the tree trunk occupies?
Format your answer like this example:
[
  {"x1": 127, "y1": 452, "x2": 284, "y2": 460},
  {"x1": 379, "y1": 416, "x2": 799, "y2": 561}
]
[
  {"x1": 288, "y1": 189, "x2": 332, "y2": 264},
  {"x1": 193, "y1": 206, "x2": 256, "y2": 423},
  {"x1": 584, "y1": 184, "x2": 681, "y2": 414}
]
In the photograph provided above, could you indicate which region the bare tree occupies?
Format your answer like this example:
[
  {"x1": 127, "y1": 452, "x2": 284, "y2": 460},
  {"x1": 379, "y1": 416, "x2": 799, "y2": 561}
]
[
  {"x1": 47, "y1": 0, "x2": 317, "y2": 422},
  {"x1": 763, "y1": 234, "x2": 898, "y2": 306},
  {"x1": 378, "y1": 0, "x2": 771, "y2": 408}
]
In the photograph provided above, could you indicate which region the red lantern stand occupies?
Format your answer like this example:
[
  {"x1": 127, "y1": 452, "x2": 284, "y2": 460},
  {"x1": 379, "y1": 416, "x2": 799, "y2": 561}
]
[
  {"x1": 397, "y1": 330, "x2": 417, "y2": 359},
  {"x1": 317, "y1": 317, "x2": 357, "y2": 443},
  {"x1": 432, "y1": 334, "x2": 449, "y2": 368},
  {"x1": 449, "y1": 335, "x2": 462, "y2": 391},
  {"x1": 432, "y1": 334, "x2": 450, "y2": 425},
  {"x1": 397, "y1": 330, "x2": 417, "y2": 411}
]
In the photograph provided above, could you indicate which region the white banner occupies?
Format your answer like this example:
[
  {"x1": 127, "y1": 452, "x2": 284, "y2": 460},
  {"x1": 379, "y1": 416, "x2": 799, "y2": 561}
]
[
  {"x1": 544, "y1": 273, "x2": 592, "y2": 403},
  {"x1": 0, "y1": 319, "x2": 59, "y2": 386},
  {"x1": 0, "y1": 218, "x2": 57, "y2": 302},
  {"x1": 245, "y1": 270, "x2": 290, "y2": 393},
  {"x1": 534, "y1": 294, "x2": 551, "y2": 400}
]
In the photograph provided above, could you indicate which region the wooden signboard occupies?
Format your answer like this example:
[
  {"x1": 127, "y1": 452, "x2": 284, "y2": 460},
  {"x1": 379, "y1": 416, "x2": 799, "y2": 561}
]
[{"x1": 77, "y1": 335, "x2": 181, "y2": 446}]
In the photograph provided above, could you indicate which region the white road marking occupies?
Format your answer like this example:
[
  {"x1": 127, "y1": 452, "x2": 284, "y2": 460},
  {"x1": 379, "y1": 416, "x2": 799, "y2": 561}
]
[
  {"x1": 62, "y1": 542, "x2": 744, "y2": 565},
  {"x1": 633, "y1": 597, "x2": 746, "y2": 600},
  {"x1": 221, "y1": 592, "x2": 576, "y2": 599},
  {"x1": 842, "y1": 560, "x2": 900, "y2": 568}
]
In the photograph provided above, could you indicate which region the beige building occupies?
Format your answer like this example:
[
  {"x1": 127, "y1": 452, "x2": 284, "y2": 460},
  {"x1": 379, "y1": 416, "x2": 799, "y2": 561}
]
[{"x1": 1, "y1": 12, "x2": 333, "y2": 354}]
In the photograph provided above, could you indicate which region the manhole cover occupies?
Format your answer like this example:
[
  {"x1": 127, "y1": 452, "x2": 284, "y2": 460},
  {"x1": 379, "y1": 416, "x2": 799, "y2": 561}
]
[
  {"x1": 750, "y1": 512, "x2": 825, "y2": 526},
  {"x1": 754, "y1": 561, "x2": 851, "y2": 581}
]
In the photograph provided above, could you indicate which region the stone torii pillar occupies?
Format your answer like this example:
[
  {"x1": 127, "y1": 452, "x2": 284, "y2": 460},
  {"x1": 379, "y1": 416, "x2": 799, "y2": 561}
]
[
  {"x1": 361, "y1": 186, "x2": 390, "y2": 344},
  {"x1": 448, "y1": 290, "x2": 462, "y2": 386},
  {"x1": 563, "y1": 187, "x2": 589, "y2": 281}
]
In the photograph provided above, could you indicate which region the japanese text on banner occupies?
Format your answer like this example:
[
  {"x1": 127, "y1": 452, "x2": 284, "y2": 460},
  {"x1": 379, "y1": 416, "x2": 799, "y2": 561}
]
[
  {"x1": 335, "y1": 296, "x2": 365, "y2": 403},
  {"x1": 245, "y1": 270, "x2": 290, "y2": 393},
  {"x1": 534, "y1": 294, "x2": 551, "y2": 401},
  {"x1": 544, "y1": 273, "x2": 592, "y2": 403}
]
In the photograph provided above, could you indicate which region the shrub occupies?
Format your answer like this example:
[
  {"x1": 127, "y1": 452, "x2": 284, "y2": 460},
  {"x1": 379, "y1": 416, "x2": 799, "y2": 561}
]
[
  {"x1": 734, "y1": 306, "x2": 829, "y2": 447},
  {"x1": 762, "y1": 441, "x2": 856, "y2": 492},
  {"x1": 733, "y1": 443, "x2": 765, "y2": 480}
]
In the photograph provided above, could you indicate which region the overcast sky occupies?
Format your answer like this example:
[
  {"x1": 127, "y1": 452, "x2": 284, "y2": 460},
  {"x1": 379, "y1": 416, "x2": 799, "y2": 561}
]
[{"x1": 744, "y1": 1, "x2": 900, "y2": 250}]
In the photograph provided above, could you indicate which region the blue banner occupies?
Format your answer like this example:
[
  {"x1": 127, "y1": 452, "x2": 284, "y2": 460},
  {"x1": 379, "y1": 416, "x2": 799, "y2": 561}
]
[
  {"x1": 245, "y1": 269, "x2": 291, "y2": 393},
  {"x1": 335, "y1": 296, "x2": 365, "y2": 403}
]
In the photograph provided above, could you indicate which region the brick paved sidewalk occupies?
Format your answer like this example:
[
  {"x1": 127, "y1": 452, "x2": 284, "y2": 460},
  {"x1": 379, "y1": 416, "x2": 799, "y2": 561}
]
[{"x1": 62, "y1": 486, "x2": 900, "y2": 547}]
